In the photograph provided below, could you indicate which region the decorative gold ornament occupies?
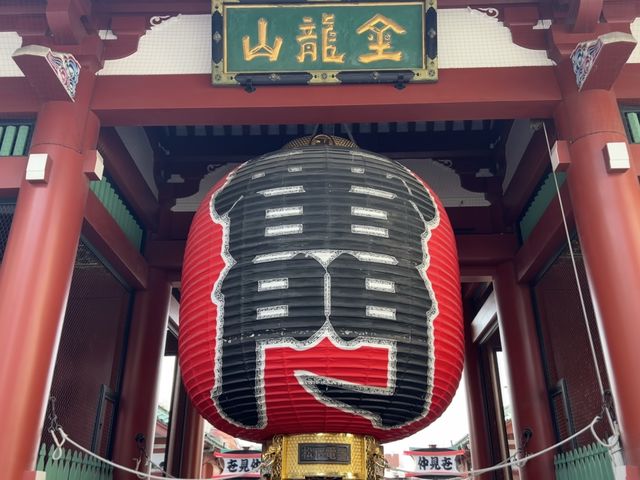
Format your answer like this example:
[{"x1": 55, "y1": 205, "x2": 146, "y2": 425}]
[
  {"x1": 283, "y1": 134, "x2": 357, "y2": 149},
  {"x1": 262, "y1": 433, "x2": 383, "y2": 480}
]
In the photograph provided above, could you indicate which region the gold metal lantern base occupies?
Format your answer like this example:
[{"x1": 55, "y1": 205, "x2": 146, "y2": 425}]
[{"x1": 262, "y1": 434, "x2": 384, "y2": 480}]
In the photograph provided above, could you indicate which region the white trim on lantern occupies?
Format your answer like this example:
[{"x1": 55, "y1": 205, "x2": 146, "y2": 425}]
[
  {"x1": 256, "y1": 305, "x2": 289, "y2": 320},
  {"x1": 351, "y1": 224, "x2": 389, "y2": 238},
  {"x1": 257, "y1": 185, "x2": 305, "y2": 197},
  {"x1": 351, "y1": 206, "x2": 388, "y2": 220},
  {"x1": 349, "y1": 185, "x2": 397, "y2": 199},
  {"x1": 366, "y1": 278, "x2": 396, "y2": 293},
  {"x1": 265, "y1": 224, "x2": 303, "y2": 237},
  {"x1": 366, "y1": 306, "x2": 397, "y2": 320},
  {"x1": 258, "y1": 278, "x2": 289, "y2": 291},
  {"x1": 265, "y1": 206, "x2": 304, "y2": 219}
]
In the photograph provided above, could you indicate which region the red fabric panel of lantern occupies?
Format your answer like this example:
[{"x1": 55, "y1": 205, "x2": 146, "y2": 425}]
[{"x1": 179, "y1": 147, "x2": 463, "y2": 443}]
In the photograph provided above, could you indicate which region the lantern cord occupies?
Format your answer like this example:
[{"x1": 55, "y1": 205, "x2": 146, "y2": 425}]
[
  {"x1": 342, "y1": 123, "x2": 357, "y2": 146},
  {"x1": 309, "y1": 124, "x2": 320, "y2": 144},
  {"x1": 386, "y1": 414, "x2": 615, "y2": 479},
  {"x1": 541, "y1": 122, "x2": 619, "y2": 438},
  {"x1": 49, "y1": 426, "x2": 261, "y2": 480}
]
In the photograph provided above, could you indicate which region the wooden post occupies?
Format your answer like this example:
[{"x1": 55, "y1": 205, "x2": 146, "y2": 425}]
[
  {"x1": 555, "y1": 87, "x2": 640, "y2": 478},
  {"x1": 111, "y1": 268, "x2": 171, "y2": 479},
  {"x1": 0, "y1": 69, "x2": 98, "y2": 479},
  {"x1": 494, "y1": 261, "x2": 557, "y2": 480},
  {"x1": 463, "y1": 302, "x2": 495, "y2": 479}
]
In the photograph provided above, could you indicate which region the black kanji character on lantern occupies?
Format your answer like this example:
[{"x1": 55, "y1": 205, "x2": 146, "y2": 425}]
[
  {"x1": 417, "y1": 456, "x2": 430, "y2": 471},
  {"x1": 211, "y1": 146, "x2": 438, "y2": 429},
  {"x1": 239, "y1": 459, "x2": 250, "y2": 472},
  {"x1": 227, "y1": 460, "x2": 238, "y2": 473},
  {"x1": 429, "y1": 457, "x2": 441, "y2": 470},
  {"x1": 251, "y1": 459, "x2": 261, "y2": 470},
  {"x1": 441, "y1": 456, "x2": 453, "y2": 471}
]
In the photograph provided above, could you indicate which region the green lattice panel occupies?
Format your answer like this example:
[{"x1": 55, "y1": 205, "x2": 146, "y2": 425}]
[
  {"x1": 89, "y1": 177, "x2": 144, "y2": 251},
  {"x1": 519, "y1": 172, "x2": 567, "y2": 242},
  {"x1": 0, "y1": 123, "x2": 32, "y2": 156}
]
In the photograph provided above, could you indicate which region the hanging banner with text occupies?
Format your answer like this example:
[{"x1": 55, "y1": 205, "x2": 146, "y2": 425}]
[
  {"x1": 213, "y1": 450, "x2": 262, "y2": 478},
  {"x1": 211, "y1": 0, "x2": 437, "y2": 87},
  {"x1": 405, "y1": 449, "x2": 466, "y2": 478}
]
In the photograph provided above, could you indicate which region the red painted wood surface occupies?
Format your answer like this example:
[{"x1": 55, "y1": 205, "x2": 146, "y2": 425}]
[
  {"x1": 0, "y1": 90, "x2": 98, "y2": 478},
  {"x1": 82, "y1": 190, "x2": 149, "y2": 289},
  {"x1": 463, "y1": 303, "x2": 495, "y2": 480},
  {"x1": 494, "y1": 262, "x2": 556, "y2": 480},
  {"x1": 111, "y1": 268, "x2": 172, "y2": 480},
  {"x1": 555, "y1": 88, "x2": 640, "y2": 470},
  {"x1": 0, "y1": 155, "x2": 27, "y2": 198}
]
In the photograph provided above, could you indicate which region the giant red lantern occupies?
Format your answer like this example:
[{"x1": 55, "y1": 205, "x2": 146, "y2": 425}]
[{"x1": 179, "y1": 141, "x2": 463, "y2": 445}]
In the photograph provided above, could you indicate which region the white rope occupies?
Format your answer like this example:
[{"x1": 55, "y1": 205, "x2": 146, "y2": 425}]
[
  {"x1": 386, "y1": 415, "x2": 603, "y2": 479},
  {"x1": 54, "y1": 427, "x2": 261, "y2": 480},
  {"x1": 541, "y1": 122, "x2": 621, "y2": 442},
  {"x1": 54, "y1": 417, "x2": 617, "y2": 480},
  {"x1": 541, "y1": 122, "x2": 609, "y2": 401}
]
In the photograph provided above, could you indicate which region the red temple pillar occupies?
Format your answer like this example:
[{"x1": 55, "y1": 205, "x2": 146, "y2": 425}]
[
  {"x1": 181, "y1": 399, "x2": 205, "y2": 478},
  {"x1": 554, "y1": 88, "x2": 640, "y2": 478},
  {"x1": 0, "y1": 76, "x2": 98, "y2": 479},
  {"x1": 112, "y1": 268, "x2": 171, "y2": 479},
  {"x1": 493, "y1": 262, "x2": 556, "y2": 480},
  {"x1": 167, "y1": 375, "x2": 189, "y2": 476},
  {"x1": 463, "y1": 303, "x2": 494, "y2": 479},
  {"x1": 167, "y1": 376, "x2": 205, "y2": 478}
]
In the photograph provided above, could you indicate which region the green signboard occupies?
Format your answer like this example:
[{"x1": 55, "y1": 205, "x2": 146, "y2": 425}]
[{"x1": 212, "y1": 0, "x2": 437, "y2": 88}]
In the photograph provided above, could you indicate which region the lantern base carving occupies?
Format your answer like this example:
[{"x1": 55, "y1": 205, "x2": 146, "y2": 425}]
[{"x1": 263, "y1": 434, "x2": 384, "y2": 480}]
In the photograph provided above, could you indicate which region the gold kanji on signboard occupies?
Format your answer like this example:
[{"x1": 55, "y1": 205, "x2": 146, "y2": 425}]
[
  {"x1": 243, "y1": 18, "x2": 283, "y2": 61},
  {"x1": 356, "y1": 14, "x2": 407, "y2": 63}
]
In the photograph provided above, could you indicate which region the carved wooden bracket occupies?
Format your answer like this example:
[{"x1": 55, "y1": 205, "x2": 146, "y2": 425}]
[
  {"x1": 12, "y1": 45, "x2": 81, "y2": 101},
  {"x1": 503, "y1": 0, "x2": 640, "y2": 66},
  {"x1": 570, "y1": 31, "x2": 637, "y2": 91}
]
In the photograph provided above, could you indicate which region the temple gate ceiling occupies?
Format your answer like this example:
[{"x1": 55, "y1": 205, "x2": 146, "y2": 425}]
[{"x1": 145, "y1": 120, "x2": 511, "y2": 214}]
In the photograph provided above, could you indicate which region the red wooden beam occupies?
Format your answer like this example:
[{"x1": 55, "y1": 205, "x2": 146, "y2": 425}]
[
  {"x1": 567, "y1": 0, "x2": 604, "y2": 33},
  {"x1": 470, "y1": 291, "x2": 497, "y2": 343},
  {"x1": 631, "y1": 144, "x2": 640, "y2": 177},
  {"x1": 90, "y1": 68, "x2": 561, "y2": 126},
  {"x1": 514, "y1": 182, "x2": 574, "y2": 282},
  {"x1": 97, "y1": 127, "x2": 159, "y2": 230},
  {"x1": 614, "y1": 63, "x2": 640, "y2": 104},
  {"x1": 448, "y1": 206, "x2": 500, "y2": 234},
  {"x1": 456, "y1": 233, "x2": 519, "y2": 265},
  {"x1": 145, "y1": 239, "x2": 184, "y2": 271},
  {"x1": 0, "y1": 156, "x2": 26, "y2": 198},
  {"x1": 0, "y1": 0, "x2": 547, "y2": 19},
  {"x1": 502, "y1": 128, "x2": 553, "y2": 225},
  {"x1": 0, "y1": 78, "x2": 39, "y2": 118},
  {"x1": 82, "y1": 190, "x2": 149, "y2": 289},
  {"x1": 1, "y1": 65, "x2": 638, "y2": 123}
]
